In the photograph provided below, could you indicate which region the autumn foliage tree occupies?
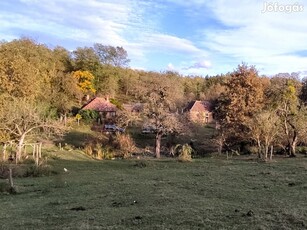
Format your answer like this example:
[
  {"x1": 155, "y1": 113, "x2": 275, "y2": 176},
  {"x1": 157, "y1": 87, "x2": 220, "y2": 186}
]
[
  {"x1": 215, "y1": 64, "x2": 266, "y2": 150},
  {"x1": 72, "y1": 70, "x2": 96, "y2": 100},
  {"x1": 143, "y1": 74, "x2": 184, "y2": 158},
  {"x1": 272, "y1": 81, "x2": 307, "y2": 157},
  {"x1": 0, "y1": 38, "x2": 54, "y2": 100},
  {"x1": 247, "y1": 110, "x2": 280, "y2": 160}
]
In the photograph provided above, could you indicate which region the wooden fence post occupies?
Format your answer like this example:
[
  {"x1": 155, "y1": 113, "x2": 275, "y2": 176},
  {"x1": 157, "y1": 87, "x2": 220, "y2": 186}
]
[
  {"x1": 35, "y1": 144, "x2": 39, "y2": 166},
  {"x1": 39, "y1": 143, "x2": 42, "y2": 158},
  {"x1": 269, "y1": 145, "x2": 273, "y2": 161},
  {"x1": 2, "y1": 143, "x2": 7, "y2": 161},
  {"x1": 9, "y1": 168, "x2": 14, "y2": 188},
  {"x1": 32, "y1": 144, "x2": 35, "y2": 158}
]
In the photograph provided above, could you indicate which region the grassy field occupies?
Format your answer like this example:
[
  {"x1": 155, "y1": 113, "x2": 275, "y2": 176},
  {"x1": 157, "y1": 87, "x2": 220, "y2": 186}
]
[{"x1": 0, "y1": 152, "x2": 306, "y2": 230}]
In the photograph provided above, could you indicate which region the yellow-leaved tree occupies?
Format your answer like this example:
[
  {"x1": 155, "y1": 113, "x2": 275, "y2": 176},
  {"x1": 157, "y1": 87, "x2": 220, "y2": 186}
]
[{"x1": 72, "y1": 70, "x2": 96, "y2": 99}]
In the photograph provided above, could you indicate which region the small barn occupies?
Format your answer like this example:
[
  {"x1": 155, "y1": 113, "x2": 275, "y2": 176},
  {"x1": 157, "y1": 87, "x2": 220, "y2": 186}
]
[{"x1": 184, "y1": 100, "x2": 214, "y2": 124}]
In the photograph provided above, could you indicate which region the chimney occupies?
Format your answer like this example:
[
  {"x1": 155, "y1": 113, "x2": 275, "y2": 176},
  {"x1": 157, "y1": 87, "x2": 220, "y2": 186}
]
[{"x1": 105, "y1": 95, "x2": 110, "y2": 102}]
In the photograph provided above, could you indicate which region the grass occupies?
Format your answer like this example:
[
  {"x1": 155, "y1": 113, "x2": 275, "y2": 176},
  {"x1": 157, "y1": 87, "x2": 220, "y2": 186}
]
[{"x1": 0, "y1": 152, "x2": 306, "y2": 229}]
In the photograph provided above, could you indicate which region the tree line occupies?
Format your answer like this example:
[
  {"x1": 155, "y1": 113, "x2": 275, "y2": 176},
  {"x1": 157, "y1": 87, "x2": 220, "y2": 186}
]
[
  {"x1": 0, "y1": 38, "x2": 307, "y2": 160},
  {"x1": 215, "y1": 64, "x2": 307, "y2": 160}
]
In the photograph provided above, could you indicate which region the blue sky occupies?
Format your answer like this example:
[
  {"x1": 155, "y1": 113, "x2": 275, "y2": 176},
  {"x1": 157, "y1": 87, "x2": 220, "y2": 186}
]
[{"x1": 0, "y1": 0, "x2": 307, "y2": 77}]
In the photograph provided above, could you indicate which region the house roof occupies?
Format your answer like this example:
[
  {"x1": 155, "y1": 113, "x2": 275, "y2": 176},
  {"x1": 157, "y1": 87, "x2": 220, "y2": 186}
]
[
  {"x1": 81, "y1": 97, "x2": 117, "y2": 112},
  {"x1": 184, "y1": 100, "x2": 212, "y2": 112},
  {"x1": 122, "y1": 103, "x2": 144, "y2": 112}
]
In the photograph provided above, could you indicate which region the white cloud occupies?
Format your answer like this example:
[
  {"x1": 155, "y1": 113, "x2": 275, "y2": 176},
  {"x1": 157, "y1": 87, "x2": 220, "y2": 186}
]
[
  {"x1": 143, "y1": 33, "x2": 204, "y2": 55},
  {"x1": 185, "y1": 60, "x2": 212, "y2": 69},
  {"x1": 167, "y1": 63, "x2": 175, "y2": 70},
  {"x1": 200, "y1": 0, "x2": 307, "y2": 75},
  {"x1": 1, "y1": 0, "x2": 306, "y2": 76}
]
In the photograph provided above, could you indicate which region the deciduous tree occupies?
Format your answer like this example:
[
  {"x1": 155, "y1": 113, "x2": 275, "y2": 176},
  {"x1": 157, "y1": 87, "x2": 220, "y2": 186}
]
[
  {"x1": 215, "y1": 64, "x2": 266, "y2": 144},
  {"x1": 247, "y1": 110, "x2": 280, "y2": 160},
  {"x1": 0, "y1": 38, "x2": 54, "y2": 100},
  {"x1": 276, "y1": 81, "x2": 306, "y2": 156},
  {"x1": 94, "y1": 44, "x2": 130, "y2": 67},
  {"x1": 72, "y1": 70, "x2": 96, "y2": 97},
  {"x1": 143, "y1": 77, "x2": 183, "y2": 158},
  {"x1": 72, "y1": 47, "x2": 100, "y2": 73},
  {"x1": 0, "y1": 97, "x2": 67, "y2": 162}
]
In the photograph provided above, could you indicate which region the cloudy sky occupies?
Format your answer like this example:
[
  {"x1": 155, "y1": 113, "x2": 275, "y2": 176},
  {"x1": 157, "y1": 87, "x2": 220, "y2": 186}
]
[{"x1": 0, "y1": 0, "x2": 307, "y2": 77}]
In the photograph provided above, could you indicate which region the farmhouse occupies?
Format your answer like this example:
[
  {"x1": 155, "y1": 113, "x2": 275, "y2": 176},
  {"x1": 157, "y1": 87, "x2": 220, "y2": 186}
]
[
  {"x1": 81, "y1": 96, "x2": 117, "y2": 123},
  {"x1": 184, "y1": 100, "x2": 214, "y2": 124},
  {"x1": 122, "y1": 103, "x2": 143, "y2": 113}
]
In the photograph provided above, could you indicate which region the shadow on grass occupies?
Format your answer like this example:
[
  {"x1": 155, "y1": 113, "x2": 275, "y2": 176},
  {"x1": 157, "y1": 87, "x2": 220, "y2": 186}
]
[{"x1": 58, "y1": 130, "x2": 108, "y2": 149}]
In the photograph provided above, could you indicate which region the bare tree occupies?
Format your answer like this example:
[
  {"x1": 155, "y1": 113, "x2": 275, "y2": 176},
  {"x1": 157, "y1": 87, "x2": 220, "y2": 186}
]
[{"x1": 0, "y1": 96, "x2": 67, "y2": 162}]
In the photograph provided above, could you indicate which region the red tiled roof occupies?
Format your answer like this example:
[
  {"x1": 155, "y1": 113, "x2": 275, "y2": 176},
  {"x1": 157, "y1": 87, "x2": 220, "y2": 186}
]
[
  {"x1": 122, "y1": 103, "x2": 143, "y2": 112},
  {"x1": 185, "y1": 100, "x2": 212, "y2": 112},
  {"x1": 81, "y1": 97, "x2": 117, "y2": 112}
]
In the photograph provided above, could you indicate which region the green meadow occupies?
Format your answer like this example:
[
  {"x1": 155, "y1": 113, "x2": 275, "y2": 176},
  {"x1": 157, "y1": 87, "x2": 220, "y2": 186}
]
[{"x1": 1, "y1": 152, "x2": 306, "y2": 230}]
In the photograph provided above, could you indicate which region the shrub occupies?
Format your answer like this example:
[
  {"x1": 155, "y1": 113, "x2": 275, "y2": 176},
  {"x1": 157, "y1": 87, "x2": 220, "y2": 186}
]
[
  {"x1": 175, "y1": 144, "x2": 193, "y2": 162},
  {"x1": 297, "y1": 146, "x2": 307, "y2": 155},
  {"x1": 23, "y1": 164, "x2": 55, "y2": 177},
  {"x1": 84, "y1": 144, "x2": 93, "y2": 156},
  {"x1": 133, "y1": 160, "x2": 148, "y2": 168},
  {"x1": 0, "y1": 181, "x2": 16, "y2": 194},
  {"x1": 104, "y1": 150, "x2": 115, "y2": 160},
  {"x1": 87, "y1": 143, "x2": 115, "y2": 160},
  {"x1": 244, "y1": 145, "x2": 259, "y2": 155},
  {"x1": 95, "y1": 143, "x2": 103, "y2": 160},
  {"x1": 0, "y1": 163, "x2": 10, "y2": 179},
  {"x1": 115, "y1": 133, "x2": 136, "y2": 158},
  {"x1": 1, "y1": 163, "x2": 23, "y2": 178},
  {"x1": 79, "y1": 110, "x2": 99, "y2": 123}
]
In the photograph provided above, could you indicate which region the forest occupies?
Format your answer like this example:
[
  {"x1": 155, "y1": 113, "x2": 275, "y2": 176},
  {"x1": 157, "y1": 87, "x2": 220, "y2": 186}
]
[{"x1": 0, "y1": 37, "x2": 307, "y2": 163}]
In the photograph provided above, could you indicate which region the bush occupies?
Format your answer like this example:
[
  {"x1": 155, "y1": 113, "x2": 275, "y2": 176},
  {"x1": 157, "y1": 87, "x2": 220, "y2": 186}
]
[
  {"x1": 95, "y1": 143, "x2": 103, "y2": 160},
  {"x1": 84, "y1": 144, "x2": 93, "y2": 156},
  {"x1": 0, "y1": 181, "x2": 16, "y2": 194},
  {"x1": 84, "y1": 142, "x2": 115, "y2": 160},
  {"x1": 297, "y1": 146, "x2": 307, "y2": 155},
  {"x1": 103, "y1": 150, "x2": 115, "y2": 160},
  {"x1": 115, "y1": 133, "x2": 136, "y2": 158},
  {"x1": 23, "y1": 164, "x2": 55, "y2": 177},
  {"x1": 0, "y1": 163, "x2": 10, "y2": 179},
  {"x1": 244, "y1": 145, "x2": 259, "y2": 155},
  {"x1": 79, "y1": 110, "x2": 99, "y2": 123},
  {"x1": 0, "y1": 160, "x2": 56, "y2": 179},
  {"x1": 133, "y1": 160, "x2": 148, "y2": 168},
  {"x1": 175, "y1": 144, "x2": 193, "y2": 162}
]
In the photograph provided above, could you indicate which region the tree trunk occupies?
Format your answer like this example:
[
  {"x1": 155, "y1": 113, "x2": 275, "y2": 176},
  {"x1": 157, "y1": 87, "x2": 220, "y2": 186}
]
[
  {"x1": 257, "y1": 140, "x2": 261, "y2": 159},
  {"x1": 64, "y1": 113, "x2": 67, "y2": 126},
  {"x1": 285, "y1": 143, "x2": 291, "y2": 156},
  {"x1": 16, "y1": 134, "x2": 26, "y2": 162},
  {"x1": 264, "y1": 145, "x2": 269, "y2": 161},
  {"x1": 155, "y1": 132, "x2": 162, "y2": 158},
  {"x1": 218, "y1": 144, "x2": 222, "y2": 155},
  {"x1": 290, "y1": 136, "x2": 298, "y2": 157},
  {"x1": 269, "y1": 145, "x2": 273, "y2": 161}
]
